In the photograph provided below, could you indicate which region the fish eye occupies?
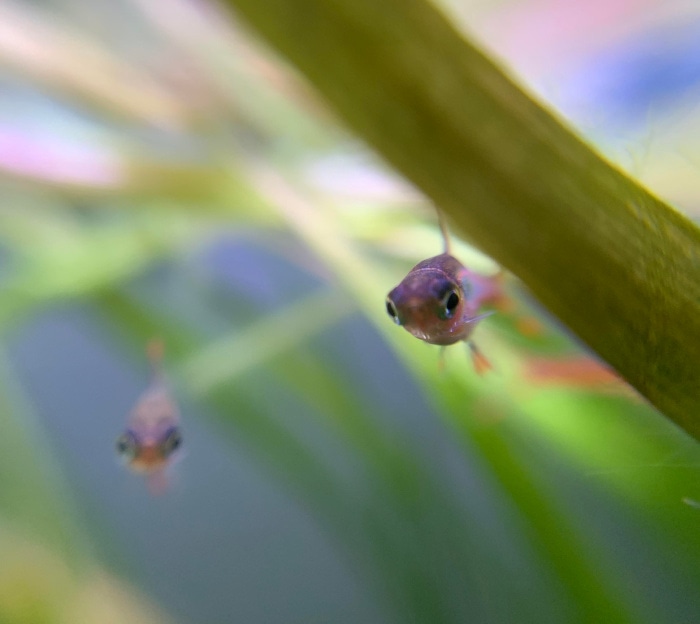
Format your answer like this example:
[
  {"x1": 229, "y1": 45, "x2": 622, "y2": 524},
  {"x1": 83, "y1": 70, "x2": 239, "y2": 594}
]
[
  {"x1": 439, "y1": 288, "x2": 461, "y2": 319},
  {"x1": 160, "y1": 427, "x2": 183, "y2": 457},
  {"x1": 116, "y1": 431, "x2": 138, "y2": 460},
  {"x1": 386, "y1": 298, "x2": 401, "y2": 325}
]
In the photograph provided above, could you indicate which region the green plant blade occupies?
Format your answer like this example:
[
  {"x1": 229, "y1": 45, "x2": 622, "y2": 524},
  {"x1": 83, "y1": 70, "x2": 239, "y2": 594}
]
[{"x1": 222, "y1": 0, "x2": 700, "y2": 440}]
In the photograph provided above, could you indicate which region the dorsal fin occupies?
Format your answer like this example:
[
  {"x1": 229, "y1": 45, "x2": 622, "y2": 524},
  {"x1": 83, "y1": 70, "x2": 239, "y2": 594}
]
[
  {"x1": 146, "y1": 338, "x2": 165, "y2": 381},
  {"x1": 436, "y1": 206, "x2": 452, "y2": 255}
]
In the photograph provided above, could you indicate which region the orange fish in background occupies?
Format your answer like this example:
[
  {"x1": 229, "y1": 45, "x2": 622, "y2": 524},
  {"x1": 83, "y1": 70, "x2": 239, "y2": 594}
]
[
  {"x1": 521, "y1": 355, "x2": 636, "y2": 397},
  {"x1": 385, "y1": 211, "x2": 503, "y2": 373},
  {"x1": 116, "y1": 340, "x2": 183, "y2": 494}
]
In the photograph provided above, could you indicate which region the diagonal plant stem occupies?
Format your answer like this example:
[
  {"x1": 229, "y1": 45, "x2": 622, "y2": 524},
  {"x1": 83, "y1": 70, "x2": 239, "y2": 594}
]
[
  {"x1": 222, "y1": 0, "x2": 700, "y2": 441},
  {"x1": 181, "y1": 288, "x2": 353, "y2": 392}
]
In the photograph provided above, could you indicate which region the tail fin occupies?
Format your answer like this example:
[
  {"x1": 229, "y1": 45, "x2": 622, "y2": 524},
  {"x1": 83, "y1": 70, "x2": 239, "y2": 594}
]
[{"x1": 470, "y1": 269, "x2": 509, "y2": 311}]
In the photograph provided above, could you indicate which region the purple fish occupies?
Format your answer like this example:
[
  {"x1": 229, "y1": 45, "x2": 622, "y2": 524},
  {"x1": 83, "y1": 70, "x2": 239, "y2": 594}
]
[
  {"x1": 386, "y1": 213, "x2": 501, "y2": 373},
  {"x1": 116, "y1": 340, "x2": 182, "y2": 493}
]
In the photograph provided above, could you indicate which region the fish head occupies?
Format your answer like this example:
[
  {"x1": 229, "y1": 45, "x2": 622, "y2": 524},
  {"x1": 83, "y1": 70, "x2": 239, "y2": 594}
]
[
  {"x1": 386, "y1": 264, "x2": 472, "y2": 346},
  {"x1": 116, "y1": 424, "x2": 183, "y2": 473}
]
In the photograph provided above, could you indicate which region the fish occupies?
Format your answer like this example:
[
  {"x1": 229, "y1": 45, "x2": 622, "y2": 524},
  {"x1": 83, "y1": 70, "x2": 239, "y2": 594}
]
[
  {"x1": 521, "y1": 355, "x2": 633, "y2": 396},
  {"x1": 116, "y1": 339, "x2": 183, "y2": 493},
  {"x1": 385, "y1": 211, "x2": 501, "y2": 373}
]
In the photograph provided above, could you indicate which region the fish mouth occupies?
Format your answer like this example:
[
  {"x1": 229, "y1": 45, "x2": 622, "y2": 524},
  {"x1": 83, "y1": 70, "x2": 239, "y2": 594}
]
[
  {"x1": 406, "y1": 327, "x2": 431, "y2": 341},
  {"x1": 129, "y1": 461, "x2": 166, "y2": 474},
  {"x1": 405, "y1": 321, "x2": 467, "y2": 346}
]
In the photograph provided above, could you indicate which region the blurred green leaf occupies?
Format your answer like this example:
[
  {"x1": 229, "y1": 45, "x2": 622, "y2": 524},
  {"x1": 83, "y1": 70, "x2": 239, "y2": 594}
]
[{"x1": 182, "y1": 288, "x2": 353, "y2": 392}]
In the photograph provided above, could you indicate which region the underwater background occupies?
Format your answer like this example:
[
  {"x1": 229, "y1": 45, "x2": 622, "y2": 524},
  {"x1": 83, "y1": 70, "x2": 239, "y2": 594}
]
[{"x1": 1, "y1": 1, "x2": 700, "y2": 622}]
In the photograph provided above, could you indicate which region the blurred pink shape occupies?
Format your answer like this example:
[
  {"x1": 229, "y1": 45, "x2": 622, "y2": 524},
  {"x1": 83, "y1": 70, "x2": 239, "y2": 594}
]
[
  {"x1": 481, "y1": 0, "x2": 667, "y2": 77},
  {"x1": 306, "y1": 155, "x2": 418, "y2": 201},
  {"x1": 0, "y1": 126, "x2": 123, "y2": 187}
]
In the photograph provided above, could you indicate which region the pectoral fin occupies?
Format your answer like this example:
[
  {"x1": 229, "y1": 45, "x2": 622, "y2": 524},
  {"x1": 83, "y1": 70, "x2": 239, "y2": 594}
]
[{"x1": 468, "y1": 340, "x2": 492, "y2": 375}]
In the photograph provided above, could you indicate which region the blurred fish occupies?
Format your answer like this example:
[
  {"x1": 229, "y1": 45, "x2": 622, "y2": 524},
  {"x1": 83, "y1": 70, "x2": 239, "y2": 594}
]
[
  {"x1": 116, "y1": 340, "x2": 183, "y2": 494},
  {"x1": 385, "y1": 211, "x2": 502, "y2": 373},
  {"x1": 522, "y1": 355, "x2": 620, "y2": 387},
  {"x1": 521, "y1": 355, "x2": 638, "y2": 399}
]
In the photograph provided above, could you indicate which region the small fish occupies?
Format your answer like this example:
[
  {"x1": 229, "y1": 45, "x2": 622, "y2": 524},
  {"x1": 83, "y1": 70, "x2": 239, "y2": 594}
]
[
  {"x1": 116, "y1": 340, "x2": 183, "y2": 493},
  {"x1": 385, "y1": 211, "x2": 500, "y2": 373},
  {"x1": 521, "y1": 355, "x2": 632, "y2": 395}
]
